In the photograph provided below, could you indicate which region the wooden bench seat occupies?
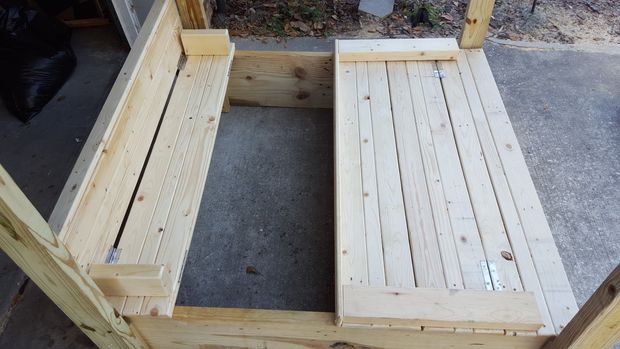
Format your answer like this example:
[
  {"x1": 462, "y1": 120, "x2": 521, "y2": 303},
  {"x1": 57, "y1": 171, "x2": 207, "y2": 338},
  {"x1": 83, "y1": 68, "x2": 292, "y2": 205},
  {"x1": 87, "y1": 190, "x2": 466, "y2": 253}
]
[
  {"x1": 334, "y1": 39, "x2": 578, "y2": 336},
  {"x1": 46, "y1": 0, "x2": 234, "y2": 317}
]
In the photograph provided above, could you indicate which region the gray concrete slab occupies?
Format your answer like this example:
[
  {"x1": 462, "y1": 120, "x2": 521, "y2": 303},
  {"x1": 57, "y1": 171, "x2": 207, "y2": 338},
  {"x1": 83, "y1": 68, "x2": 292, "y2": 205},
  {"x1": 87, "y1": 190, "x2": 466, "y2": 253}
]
[{"x1": 0, "y1": 32, "x2": 618, "y2": 348}]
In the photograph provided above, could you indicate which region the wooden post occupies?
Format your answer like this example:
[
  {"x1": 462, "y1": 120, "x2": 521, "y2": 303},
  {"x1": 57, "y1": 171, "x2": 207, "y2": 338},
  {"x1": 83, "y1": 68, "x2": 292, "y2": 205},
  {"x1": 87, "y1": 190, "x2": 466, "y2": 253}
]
[
  {"x1": 544, "y1": 264, "x2": 620, "y2": 349},
  {"x1": 0, "y1": 165, "x2": 148, "y2": 349},
  {"x1": 175, "y1": 0, "x2": 212, "y2": 29},
  {"x1": 459, "y1": 0, "x2": 496, "y2": 49}
]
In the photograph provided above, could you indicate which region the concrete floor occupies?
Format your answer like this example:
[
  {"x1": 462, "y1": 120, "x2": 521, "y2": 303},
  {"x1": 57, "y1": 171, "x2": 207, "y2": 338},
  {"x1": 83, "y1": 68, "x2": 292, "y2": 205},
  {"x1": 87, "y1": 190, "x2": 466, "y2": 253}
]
[{"x1": 0, "y1": 25, "x2": 619, "y2": 348}]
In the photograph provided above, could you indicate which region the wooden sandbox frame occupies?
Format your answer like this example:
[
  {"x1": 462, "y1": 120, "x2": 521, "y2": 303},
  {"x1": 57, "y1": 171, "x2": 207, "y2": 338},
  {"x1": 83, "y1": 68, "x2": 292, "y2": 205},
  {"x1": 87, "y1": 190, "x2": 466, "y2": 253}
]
[{"x1": 1, "y1": 0, "x2": 619, "y2": 348}]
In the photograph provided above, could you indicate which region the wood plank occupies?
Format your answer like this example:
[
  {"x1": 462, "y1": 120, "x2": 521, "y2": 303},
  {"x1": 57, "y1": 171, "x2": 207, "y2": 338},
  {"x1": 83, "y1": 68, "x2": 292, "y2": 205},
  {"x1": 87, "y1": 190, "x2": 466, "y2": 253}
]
[
  {"x1": 49, "y1": 0, "x2": 178, "y2": 237},
  {"x1": 465, "y1": 49, "x2": 578, "y2": 332},
  {"x1": 90, "y1": 264, "x2": 172, "y2": 297},
  {"x1": 180, "y1": 29, "x2": 231, "y2": 55},
  {"x1": 386, "y1": 62, "x2": 445, "y2": 289},
  {"x1": 128, "y1": 306, "x2": 550, "y2": 349},
  {"x1": 115, "y1": 56, "x2": 206, "y2": 314},
  {"x1": 140, "y1": 48, "x2": 235, "y2": 317},
  {"x1": 455, "y1": 51, "x2": 555, "y2": 335},
  {"x1": 459, "y1": 0, "x2": 496, "y2": 49},
  {"x1": 366, "y1": 61, "x2": 414, "y2": 288},
  {"x1": 338, "y1": 38, "x2": 459, "y2": 62},
  {"x1": 342, "y1": 286, "x2": 543, "y2": 331},
  {"x1": 417, "y1": 61, "x2": 487, "y2": 290},
  {"x1": 545, "y1": 264, "x2": 620, "y2": 349},
  {"x1": 355, "y1": 62, "x2": 385, "y2": 286},
  {"x1": 0, "y1": 165, "x2": 146, "y2": 349},
  {"x1": 404, "y1": 61, "x2": 464, "y2": 290},
  {"x1": 175, "y1": 0, "x2": 208, "y2": 29},
  {"x1": 63, "y1": 15, "x2": 183, "y2": 270},
  {"x1": 228, "y1": 51, "x2": 333, "y2": 109},
  {"x1": 438, "y1": 60, "x2": 523, "y2": 293}
]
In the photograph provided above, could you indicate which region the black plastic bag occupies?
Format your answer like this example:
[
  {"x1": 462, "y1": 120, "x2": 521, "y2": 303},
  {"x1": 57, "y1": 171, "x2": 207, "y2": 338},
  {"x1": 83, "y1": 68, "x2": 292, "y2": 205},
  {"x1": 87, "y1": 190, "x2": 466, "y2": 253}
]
[{"x1": 0, "y1": 4, "x2": 77, "y2": 122}]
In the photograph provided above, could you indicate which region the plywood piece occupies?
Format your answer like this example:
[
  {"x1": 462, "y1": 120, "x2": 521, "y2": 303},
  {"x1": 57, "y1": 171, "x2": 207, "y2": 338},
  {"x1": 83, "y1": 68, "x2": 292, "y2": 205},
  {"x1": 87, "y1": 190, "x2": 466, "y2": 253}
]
[
  {"x1": 228, "y1": 51, "x2": 333, "y2": 109},
  {"x1": 338, "y1": 38, "x2": 459, "y2": 62},
  {"x1": 342, "y1": 286, "x2": 543, "y2": 331},
  {"x1": 181, "y1": 29, "x2": 230, "y2": 55},
  {"x1": 129, "y1": 306, "x2": 550, "y2": 349},
  {"x1": 90, "y1": 264, "x2": 172, "y2": 297}
]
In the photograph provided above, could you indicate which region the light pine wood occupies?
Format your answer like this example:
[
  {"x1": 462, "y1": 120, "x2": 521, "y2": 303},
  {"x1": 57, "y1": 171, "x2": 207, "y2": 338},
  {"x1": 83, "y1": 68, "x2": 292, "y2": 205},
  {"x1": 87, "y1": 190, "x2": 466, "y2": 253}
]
[
  {"x1": 139, "y1": 48, "x2": 235, "y2": 317},
  {"x1": 180, "y1": 29, "x2": 230, "y2": 55},
  {"x1": 0, "y1": 165, "x2": 147, "y2": 349},
  {"x1": 465, "y1": 49, "x2": 577, "y2": 332},
  {"x1": 404, "y1": 61, "x2": 464, "y2": 290},
  {"x1": 49, "y1": 0, "x2": 178, "y2": 237},
  {"x1": 128, "y1": 306, "x2": 550, "y2": 349},
  {"x1": 438, "y1": 59, "x2": 523, "y2": 293},
  {"x1": 455, "y1": 50, "x2": 555, "y2": 335},
  {"x1": 386, "y1": 62, "x2": 445, "y2": 289},
  {"x1": 342, "y1": 286, "x2": 543, "y2": 331},
  {"x1": 90, "y1": 264, "x2": 172, "y2": 297},
  {"x1": 459, "y1": 0, "x2": 496, "y2": 48},
  {"x1": 355, "y1": 62, "x2": 385, "y2": 286},
  {"x1": 544, "y1": 264, "x2": 620, "y2": 349},
  {"x1": 228, "y1": 51, "x2": 333, "y2": 109},
  {"x1": 417, "y1": 61, "x2": 487, "y2": 290},
  {"x1": 175, "y1": 0, "x2": 208, "y2": 29},
  {"x1": 338, "y1": 38, "x2": 459, "y2": 62},
  {"x1": 366, "y1": 62, "x2": 415, "y2": 288}
]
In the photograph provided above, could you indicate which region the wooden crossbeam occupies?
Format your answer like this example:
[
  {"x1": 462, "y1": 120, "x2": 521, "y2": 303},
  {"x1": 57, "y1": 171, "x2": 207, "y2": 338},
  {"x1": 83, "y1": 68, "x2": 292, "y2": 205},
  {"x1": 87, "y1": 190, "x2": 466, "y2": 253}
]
[
  {"x1": 337, "y1": 38, "x2": 459, "y2": 62},
  {"x1": 90, "y1": 264, "x2": 173, "y2": 297},
  {"x1": 180, "y1": 29, "x2": 231, "y2": 55}
]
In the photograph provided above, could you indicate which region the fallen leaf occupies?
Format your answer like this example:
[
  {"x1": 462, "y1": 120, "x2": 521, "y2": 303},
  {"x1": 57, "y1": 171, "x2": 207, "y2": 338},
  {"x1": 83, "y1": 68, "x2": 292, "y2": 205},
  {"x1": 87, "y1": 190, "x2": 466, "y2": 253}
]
[
  {"x1": 441, "y1": 14, "x2": 454, "y2": 21},
  {"x1": 246, "y1": 266, "x2": 258, "y2": 274},
  {"x1": 290, "y1": 20, "x2": 311, "y2": 32}
]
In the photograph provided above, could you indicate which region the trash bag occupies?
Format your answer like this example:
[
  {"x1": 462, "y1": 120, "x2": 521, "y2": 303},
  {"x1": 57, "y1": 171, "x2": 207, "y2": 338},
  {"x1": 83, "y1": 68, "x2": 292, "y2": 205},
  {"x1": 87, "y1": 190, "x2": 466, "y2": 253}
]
[{"x1": 0, "y1": 4, "x2": 77, "y2": 122}]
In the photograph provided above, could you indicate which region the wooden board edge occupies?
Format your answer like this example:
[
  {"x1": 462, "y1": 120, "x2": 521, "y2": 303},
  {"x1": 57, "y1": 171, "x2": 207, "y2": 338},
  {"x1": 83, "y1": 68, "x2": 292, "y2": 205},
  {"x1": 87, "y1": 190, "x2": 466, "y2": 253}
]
[{"x1": 337, "y1": 38, "x2": 459, "y2": 62}]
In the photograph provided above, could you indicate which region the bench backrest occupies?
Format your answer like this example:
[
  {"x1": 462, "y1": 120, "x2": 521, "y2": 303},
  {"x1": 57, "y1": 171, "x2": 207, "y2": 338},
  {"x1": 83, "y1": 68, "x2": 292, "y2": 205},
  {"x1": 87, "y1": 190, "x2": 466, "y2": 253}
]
[{"x1": 48, "y1": 0, "x2": 183, "y2": 267}]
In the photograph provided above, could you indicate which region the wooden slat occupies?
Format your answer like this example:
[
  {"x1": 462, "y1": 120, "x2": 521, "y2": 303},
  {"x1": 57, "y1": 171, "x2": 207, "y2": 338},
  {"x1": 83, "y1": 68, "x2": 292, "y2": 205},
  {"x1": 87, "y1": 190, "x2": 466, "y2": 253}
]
[
  {"x1": 366, "y1": 61, "x2": 414, "y2": 288},
  {"x1": 465, "y1": 49, "x2": 577, "y2": 332},
  {"x1": 455, "y1": 50, "x2": 555, "y2": 335},
  {"x1": 140, "y1": 48, "x2": 235, "y2": 317},
  {"x1": 116, "y1": 56, "x2": 208, "y2": 314},
  {"x1": 438, "y1": 59, "x2": 523, "y2": 293},
  {"x1": 342, "y1": 286, "x2": 543, "y2": 331},
  {"x1": 228, "y1": 51, "x2": 333, "y2": 109},
  {"x1": 90, "y1": 264, "x2": 172, "y2": 297},
  {"x1": 338, "y1": 38, "x2": 459, "y2": 62},
  {"x1": 355, "y1": 62, "x2": 385, "y2": 286},
  {"x1": 49, "y1": 0, "x2": 178, "y2": 237},
  {"x1": 129, "y1": 306, "x2": 550, "y2": 349},
  {"x1": 404, "y1": 61, "x2": 464, "y2": 290},
  {"x1": 459, "y1": 0, "x2": 496, "y2": 49},
  {"x1": 545, "y1": 264, "x2": 620, "y2": 349},
  {"x1": 63, "y1": 14, "x2": 183, "y2": 270},
  {"x1": 180, "y1": 29, "x2": 231, "y2": 55},
  {"x1": 417, "y1": 61, "x2": 487, "y2": 290},
  {"x1": 386, "y1": 62, "x2": 445, "y2": 289},
  {"x1": 0, "y1": 165, "x2": 146, "y2": 349}
]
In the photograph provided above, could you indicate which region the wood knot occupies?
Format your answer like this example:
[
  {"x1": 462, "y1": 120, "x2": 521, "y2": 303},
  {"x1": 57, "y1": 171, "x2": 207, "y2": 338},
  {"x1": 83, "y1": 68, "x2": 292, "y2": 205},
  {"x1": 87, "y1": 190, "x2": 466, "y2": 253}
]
[
  {"x1": 245, "y1": 75, "x2": 253, "y2": 80},
  {"x1": 363, "y1": 95, "x2": 370, "y2": 100},
  {"x1": 150, "y1": 307, "x2": 159, "y2": 316},
  {"x1": 296, "y1": 90, "x2": 311, "y2": 100},
  {"x1": 465, "y1": 18, "x2": 472, "y2": 24},
  {"x1": 294, "y1": 67, "x2": 308, "y2": 79},
  {"x1": 608, "y1": 284, "x2": 617, "y2": 297},
  {"x1": 501, "y1": 250, "x2": 514, "y2": 261},
  {"x1": 208, "y1": 116, "x2": 216, "y2": 122},
  {"x1": 137, "y1": 195, "x2": 144, "y2": 202}
]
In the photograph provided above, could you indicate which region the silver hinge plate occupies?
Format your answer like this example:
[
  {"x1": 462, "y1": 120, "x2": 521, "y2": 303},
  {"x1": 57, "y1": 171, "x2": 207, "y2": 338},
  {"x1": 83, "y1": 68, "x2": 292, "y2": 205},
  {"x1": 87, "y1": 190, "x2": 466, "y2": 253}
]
[
  {"x1": 105, "y1": 247, "x2": 121, "y2": 264},
  {"x1": 488, "y1": 261, "x2": 503, "y2": 291},
  {"x1": 433, "y1": 70, "x2": 446, "y2": 79}
]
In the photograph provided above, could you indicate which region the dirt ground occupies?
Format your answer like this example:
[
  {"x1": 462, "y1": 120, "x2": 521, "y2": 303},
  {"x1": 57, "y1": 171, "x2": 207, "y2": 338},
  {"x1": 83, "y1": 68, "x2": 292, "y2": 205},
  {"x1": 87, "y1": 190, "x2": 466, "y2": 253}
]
[{"x1": 213, "y1": 0, "x2": 619, "y2": 45}]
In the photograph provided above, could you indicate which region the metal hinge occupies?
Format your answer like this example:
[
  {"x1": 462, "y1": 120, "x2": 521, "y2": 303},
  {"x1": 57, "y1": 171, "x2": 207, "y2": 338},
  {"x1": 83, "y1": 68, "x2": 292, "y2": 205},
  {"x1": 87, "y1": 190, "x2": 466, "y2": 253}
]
[
  {"x1": 481, "y1": 260, "x2": 503, "y2": 291},
  {"x1": 105, "y1": 247, "x2": 121, "y2": 264},
  {"x1": 433, "y1": 69, "x2": 446, "y2": 79}
]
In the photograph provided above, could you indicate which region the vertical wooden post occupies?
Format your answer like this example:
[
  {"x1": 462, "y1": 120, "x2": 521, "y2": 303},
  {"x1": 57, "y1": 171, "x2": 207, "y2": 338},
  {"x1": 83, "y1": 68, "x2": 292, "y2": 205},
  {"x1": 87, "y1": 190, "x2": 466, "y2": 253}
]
[
  {"x1": 459, "y1": 0, "x2": 496, "y2": 49},
  {"x1": 175, "y1": 0, "x2": 211, "y2": 29},
  {"x1": 544, "y1": 264, "x2": 620, "y2": 349},
  {"x1": 0, "y1": 165, "x2": 148, "y2": 349}
]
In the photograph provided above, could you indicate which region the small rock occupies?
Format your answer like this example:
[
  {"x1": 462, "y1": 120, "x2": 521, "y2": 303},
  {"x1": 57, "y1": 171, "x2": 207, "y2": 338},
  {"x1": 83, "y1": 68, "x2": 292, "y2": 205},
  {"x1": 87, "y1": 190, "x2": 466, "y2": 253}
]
[{"x1": 290, "y1": 20, "x2": 311, "y2": 32}]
